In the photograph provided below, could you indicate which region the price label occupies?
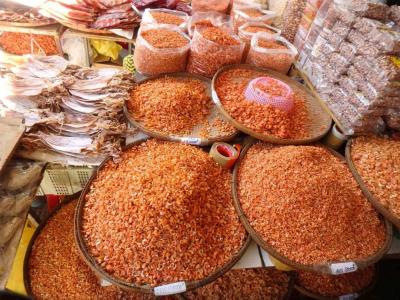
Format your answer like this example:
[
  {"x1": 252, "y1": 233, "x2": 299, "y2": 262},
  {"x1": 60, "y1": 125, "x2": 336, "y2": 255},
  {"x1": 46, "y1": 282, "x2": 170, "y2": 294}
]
[
  {"x1": 100, "y1": 278, "x2": 113, "y2": 287},
  {"x1": 181, "y1": 137, "x2": 202, "y2": 145},
  {"x1": 339, "y1": 293, "x2": 359, "y2": 300},
  {"x1": 330, "y1": 262, "x2": 357, "y2": 275},
  {"x1": 154, "y1": 281, "x2": 187, "y2": 296}
]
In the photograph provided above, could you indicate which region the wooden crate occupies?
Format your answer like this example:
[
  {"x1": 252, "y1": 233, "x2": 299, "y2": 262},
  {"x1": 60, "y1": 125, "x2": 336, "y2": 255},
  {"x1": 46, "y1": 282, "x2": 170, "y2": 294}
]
[{"x1": 0, "y1": 24, "x2": 64, "y2": 56}]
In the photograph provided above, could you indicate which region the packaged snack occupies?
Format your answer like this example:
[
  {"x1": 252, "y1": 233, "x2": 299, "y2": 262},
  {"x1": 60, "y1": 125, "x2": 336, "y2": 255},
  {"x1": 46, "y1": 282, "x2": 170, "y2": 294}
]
[
  {"x1": 246, "y1": 33, "x2": 298, "y2": 74},
  {"x1": 328, "y1": 52, "x2": 350, "y2": 75},
  {"x1": 339, "y1": 76, "x2": 358, "y2": 95},
  {"x1": 353, "y1": 17, "x2": 388, "y2": 34},
  {"x1": 188, "y1": 12, "x2": 233, "y2": 37},
  {"x1": 389, "y1": 5, "x2": 400, "y2": 26},
  {"x1": 339, "y1": 42, "x2": 357, "y2": 61},
  {"x1": 141, "y1": 8, "x2": 189, "y2": 31},
  {"x1": 331, "y1": 21, "x2": 351, "y2": 37},
  {"x1": 187, "y1": 26, "x2": 244, "y2": 78},
  {"x1": 368, "y1": 28, "x2": 400, "y2": 54},
  {"x1": 134, "y1": 24, "x2": 190, "y2": 75}
]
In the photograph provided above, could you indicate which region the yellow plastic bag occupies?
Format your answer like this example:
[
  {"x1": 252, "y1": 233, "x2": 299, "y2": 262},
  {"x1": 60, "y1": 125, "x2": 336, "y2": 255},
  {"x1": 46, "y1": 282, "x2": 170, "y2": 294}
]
[{"x1": 90, "y1": 39, "x2": 122, "y2": 61}]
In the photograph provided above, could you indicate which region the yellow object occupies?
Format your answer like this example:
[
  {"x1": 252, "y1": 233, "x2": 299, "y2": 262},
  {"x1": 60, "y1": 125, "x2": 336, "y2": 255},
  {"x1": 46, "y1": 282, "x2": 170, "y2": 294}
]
[
  {"x1": 90, "y1": 39, "x2": 122, "y2": 61},
  {"x1": 5, "y1": 215, "x2": 38, "y2": 295},
  {"x1": 269, "y1": 254, "x2": 294, "y2": 271}
]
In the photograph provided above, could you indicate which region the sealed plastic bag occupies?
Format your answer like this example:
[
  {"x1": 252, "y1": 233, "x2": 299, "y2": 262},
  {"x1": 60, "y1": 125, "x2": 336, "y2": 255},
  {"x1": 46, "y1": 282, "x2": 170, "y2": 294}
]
[
  {"x1": 187, "y1": 26, "x2": 244, "y2": 78},
  {"x1": 280, "y1": 0, "x2": 307, "y2": 42},
  {"x1": 232, "y1": 7, "x2": 276, "y2": 33},
  {"x1": 191, "y1": 0, "x2": 230, "y2": 14},
  {"x1": 141, "y1": 8, "x2": 188, "y2": 31},
  {"x1": 133, "y1": 24, "x2": 190, "y2": 75},
  {"x1": 188, "y1": 11, "x2": 232, "y2": 37},
  {"x1": 238, "y1": 22, "x2": 281, "y2": 59},
  {"x1": 247, "y1": 33, "x2": 298, "y2": 74}
]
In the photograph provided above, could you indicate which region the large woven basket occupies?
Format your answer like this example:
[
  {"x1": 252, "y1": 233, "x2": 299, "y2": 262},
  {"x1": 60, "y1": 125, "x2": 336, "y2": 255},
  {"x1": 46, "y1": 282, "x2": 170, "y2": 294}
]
[
  {"x1": 294, "y1": 265, "x2": 378, "y2": 300},
  {"x1": 346, "y1": 138, "x2": 400, "y2": 230},
  {"x1": 74, "y1": 140, "x2": 251, "y2": 295},
  {"x1": 125, "y1": 72, "x2": 239, "y2": 146},
  {"x1": 231, "y1": 141, "x2": 392, "y2": 274},
  {"x1": 211, "y1": 64, "x2": 332, "y2": 145},
  {"x1": 23, "y1": 192, "x2": 82, "y2": 297}
]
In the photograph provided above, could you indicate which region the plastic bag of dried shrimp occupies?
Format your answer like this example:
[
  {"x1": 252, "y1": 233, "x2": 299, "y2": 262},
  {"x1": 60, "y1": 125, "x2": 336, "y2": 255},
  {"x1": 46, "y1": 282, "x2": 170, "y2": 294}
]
[
  {"x1": 133, "y1": 24, "x2": 191, "y2": 75},
  {"x1": 232, "y1": 6, "x2": 276, "y2": 33},
  {"x1": 186, "y1": 26, "x2": 244, "y2": 78},
  {"x1": 247, "y1": 33, "x2": 298, "y2": 74},
  {"x1": 191, "y1": 0, "x2": 231, "y2": 14},
  {"x1": 238, "y1": 22, "x2": 281, "y2": 59},
  {"x1": 188, "y1": 11, "x2": 233, "y2": 38},
  {"x1": 141, "y1": 8, "x2": 189, "y2": 31}
]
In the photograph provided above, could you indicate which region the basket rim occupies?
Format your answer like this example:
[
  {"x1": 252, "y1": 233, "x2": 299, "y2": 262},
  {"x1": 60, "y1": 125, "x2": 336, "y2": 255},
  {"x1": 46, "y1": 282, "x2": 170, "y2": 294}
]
[
  {"x1": 293, "y1": 264, "x2": 378, "y2": 300},
  {"x1": 345, "y1": 138, "x2": 400, "y2": 230},
  {"x1": 74, "y1": 140, "x2": 252, "y2": 294},
  {"x1": 23, "y1": 192, "x2": 82, "y2": 298},
  {"x1": 125, "y1": 72, "x2": 239, "y2": 146},
  {"x1": 231, "y1": 140, "x2": 393, "y2": 274},
  {"x1": 178, "y1": 268, "x2": 296, "y2": 300},
  {"x1": 211, "y1": 64, "x2": 332, "y2": 145}
]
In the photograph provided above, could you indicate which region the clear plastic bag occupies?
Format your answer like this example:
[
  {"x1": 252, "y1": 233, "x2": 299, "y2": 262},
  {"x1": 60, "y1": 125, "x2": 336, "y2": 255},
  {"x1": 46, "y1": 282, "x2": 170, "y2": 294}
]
[
  {"x1": 238, "y1": 22, "x2": 281, "y2": 59},
  {"x1": 384, "y1": 108, "x2": 400, "y2": 129},
  {"x1": 141, "y1": 8, "x2": 189, "y2": 31},
  {"x1": 0, "y1": 216, "x2": 23, "y2": 247},
  {"x1": 191, "y1": 0, "x2": 230, "y2": 14},
  {"x1": 133, "y1": 24, "x2": 190, "y2": 75},
  {"x1": 339, "y1": 42, "x2": 357, "y2": 61},
  {"x1": 232, "y1": 7, "x2": 276, "y2": 33},
  {"x1": 280, "y1": 0, "x2": 307, "y2": 42},
  {"x1": 186, "y1": 26, "x2": 244, "y2": 78},
  {"x1": 188, "y1": 12, "x2": 233, "y2": 38},
  {"x1": 246, "y1": 33, "x2": 298, "y2": 74}
]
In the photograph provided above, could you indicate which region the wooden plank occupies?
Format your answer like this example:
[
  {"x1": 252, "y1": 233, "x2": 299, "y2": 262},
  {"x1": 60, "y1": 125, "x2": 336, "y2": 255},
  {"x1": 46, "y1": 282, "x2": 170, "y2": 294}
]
[
  {"x1": 63, "y1": 28, "x2": 136, "y2": 44},
  {"x1": 294, "y1": 63, "x2": 349, "y2": 135},
  {"x1": 0, "y1": 117, "x2": 25, "y2": 174},
  {"x1": 0, "y1": 24, "x2": 62, "y2": 36}
]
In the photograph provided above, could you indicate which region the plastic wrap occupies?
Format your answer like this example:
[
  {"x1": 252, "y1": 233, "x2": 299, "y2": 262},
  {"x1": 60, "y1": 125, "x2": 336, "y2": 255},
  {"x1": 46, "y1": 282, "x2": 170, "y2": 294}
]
[
  {"x1": 339, "y1": 76, "x2": 358, "y2": 95},
  {"x1": 186, "y1": 26, "x2": 244, "y2": 78},
  {"x1": 191, "y1": 0, "x2": 230, "y2": 14},
  {"x1": 390, "y1": 5, "x2": 400, "y2": 26},
  {"x1": 246, "y1": 33, "x2": 298, "y2": 74},
  {"x1": 133, "y1": 24, "x2": 190, "y2": 75},
  {"x1": 328, "y1": 52, "x2": 350, "y2": 75},
  {"x1": 293, "y1": 32, "x2": 306, "y2": 52},
  {"x1": 331, "y1": 21, "x2": 351, "y2": 38},
  {"x1": 141, "y1": 8, "x2": 189, "y2": 31},
  {"x1": 238, "y1": 22, "x2": 281, "y2": 58},
  {"x1": 339, "y1": 42, "x2": 357, "y2": 61},
  {"x1": 368, "y1": 27, "x2": 400, "y2": 54},
  {"x1": 232, "y1": 7, "x2": 276, "y2": 33},
  {"x1": 280, "y1": 0, "x2": 307, "y2": 42},
  {"x1": 188, "y1": 12, "x2": 232, "y2": 37},
  {"x1": 384, "y1": 108, "x2": 400, "y2": 129}
]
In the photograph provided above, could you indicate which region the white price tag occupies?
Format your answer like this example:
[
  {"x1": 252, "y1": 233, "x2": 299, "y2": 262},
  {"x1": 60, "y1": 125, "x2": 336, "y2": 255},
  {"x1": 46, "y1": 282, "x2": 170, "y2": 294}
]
[
  {"x1": 180, "y1": 137, "x2": 202, "y2": 145},
  {"x1": 330, "y1": 262, "x2": 357, "y2": 275},
  {"x1": 339, "y1": 293, "x2": 359, "y2": 300},
  {"x1": 154, "y1": 281, "x2": 187, "y2": 296},
  {"x1": 100, "y1": 278, "x2": 113, "y2": 287}
]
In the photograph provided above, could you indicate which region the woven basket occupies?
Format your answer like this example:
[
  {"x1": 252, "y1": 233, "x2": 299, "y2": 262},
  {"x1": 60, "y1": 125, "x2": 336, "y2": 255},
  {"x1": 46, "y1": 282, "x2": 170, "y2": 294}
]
[
  {"x1": 74, "y1": 140, "x2": 251, "y2": 295},
  {"x1": 346, "y1": 139, "x2": 400, "y2": 230},
  {"x1": 125, "y1": 72, "x2": 239, "y2": 146},
  {"x1": 177, "y1": 269, "x2": 296, "y2": 300},
  {"x1": 23, "y1": 192, "x2": 82, "y2": 297},
  {"x1": 211, "y1": 64, "x2": 332, "y2": 145},
  {"x1": 294, "y1": 266, "x2": 378, "y2": 300},
  {"x1": 231, "y1": 141, "x2": 392, "y2": 274}
]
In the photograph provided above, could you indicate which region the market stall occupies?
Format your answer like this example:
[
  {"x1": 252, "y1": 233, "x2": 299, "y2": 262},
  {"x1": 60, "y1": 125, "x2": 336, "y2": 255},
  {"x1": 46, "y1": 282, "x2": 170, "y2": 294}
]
[{"x1": 0, "y1": 0, "x2": 400, "y2": 299}]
